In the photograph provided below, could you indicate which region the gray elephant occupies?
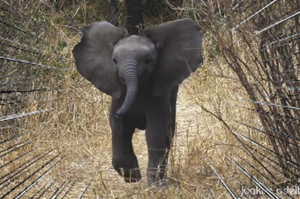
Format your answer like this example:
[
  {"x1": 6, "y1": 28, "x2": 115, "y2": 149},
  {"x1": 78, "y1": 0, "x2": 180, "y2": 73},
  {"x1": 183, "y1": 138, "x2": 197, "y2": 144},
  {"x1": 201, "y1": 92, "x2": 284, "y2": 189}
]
[{"x1": 73, "y1": 18, "x2": 203, "y2": 185}]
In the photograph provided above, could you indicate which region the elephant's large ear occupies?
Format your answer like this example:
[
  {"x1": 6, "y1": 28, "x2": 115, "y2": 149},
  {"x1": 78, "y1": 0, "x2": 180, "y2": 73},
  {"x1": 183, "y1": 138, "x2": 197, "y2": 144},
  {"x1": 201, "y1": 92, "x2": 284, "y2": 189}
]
[
  {"x1": 73, "y1": 21, "x2": 127, "y2": 98},
  {"x1": 144, "y1": 18, "x2": 203, "y2": 96}
]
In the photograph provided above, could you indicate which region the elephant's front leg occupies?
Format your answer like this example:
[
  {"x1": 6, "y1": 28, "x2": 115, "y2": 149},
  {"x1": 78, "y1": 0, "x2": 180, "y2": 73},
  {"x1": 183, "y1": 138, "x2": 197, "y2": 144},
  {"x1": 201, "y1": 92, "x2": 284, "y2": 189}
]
[
  {"x1": 145, "y1": 96, "x2": 171, "y2": 186},
  {"x1": 109, "y1": 102, "x2": 141, "y2": 182}
]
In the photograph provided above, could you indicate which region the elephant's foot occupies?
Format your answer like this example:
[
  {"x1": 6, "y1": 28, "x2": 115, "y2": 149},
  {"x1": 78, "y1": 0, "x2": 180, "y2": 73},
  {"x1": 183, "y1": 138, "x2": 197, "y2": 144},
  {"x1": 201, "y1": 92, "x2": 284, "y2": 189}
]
[
  {"x1": 112, "y1": 155, "x2": 141, "y2": 183},
  {"x1": 147, "y1": 167, "x2": 168, "y2": 187}
]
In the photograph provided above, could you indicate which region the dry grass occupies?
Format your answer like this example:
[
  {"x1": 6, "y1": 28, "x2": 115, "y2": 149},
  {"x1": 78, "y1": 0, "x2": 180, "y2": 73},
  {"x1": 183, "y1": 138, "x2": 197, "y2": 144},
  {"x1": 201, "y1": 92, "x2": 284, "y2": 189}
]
[{"x1": 1, "y1": 0, "x2": 295, "y2": 198}]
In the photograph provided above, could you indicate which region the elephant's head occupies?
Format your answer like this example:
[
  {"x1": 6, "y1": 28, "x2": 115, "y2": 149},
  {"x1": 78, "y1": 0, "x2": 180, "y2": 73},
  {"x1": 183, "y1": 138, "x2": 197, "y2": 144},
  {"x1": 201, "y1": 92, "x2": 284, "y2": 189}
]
[{"x1": 73, "y1": 19, "x2": 203, "y2": 116}]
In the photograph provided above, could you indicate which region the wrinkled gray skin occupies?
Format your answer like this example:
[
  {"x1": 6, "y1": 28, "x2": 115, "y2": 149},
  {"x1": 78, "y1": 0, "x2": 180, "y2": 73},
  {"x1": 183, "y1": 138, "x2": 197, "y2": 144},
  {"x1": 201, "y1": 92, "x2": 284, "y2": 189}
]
[
  {"x1": 73, "y1": 19, "x2": 203, "y2": 185},
  {"x1": 113, "y1": 36, "x2": 157, "y2": 116}
]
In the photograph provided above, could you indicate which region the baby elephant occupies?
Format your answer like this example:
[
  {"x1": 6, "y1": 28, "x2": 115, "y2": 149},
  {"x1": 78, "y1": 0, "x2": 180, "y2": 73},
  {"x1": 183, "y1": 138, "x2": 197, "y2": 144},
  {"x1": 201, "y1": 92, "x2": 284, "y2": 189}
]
[{"x1": 73, "y1": 18, "x2": 203, "y2": 185}]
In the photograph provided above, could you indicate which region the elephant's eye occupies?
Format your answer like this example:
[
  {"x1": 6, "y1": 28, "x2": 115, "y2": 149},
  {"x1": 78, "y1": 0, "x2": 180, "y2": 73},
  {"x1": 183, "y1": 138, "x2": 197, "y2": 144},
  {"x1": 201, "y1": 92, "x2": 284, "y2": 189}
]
[
  {"x1": 145, "y1": 57, "x2": 152, "y2": 64},
  {"x1": 112, "y1": 58, "x2": 117, "y2": 64}
]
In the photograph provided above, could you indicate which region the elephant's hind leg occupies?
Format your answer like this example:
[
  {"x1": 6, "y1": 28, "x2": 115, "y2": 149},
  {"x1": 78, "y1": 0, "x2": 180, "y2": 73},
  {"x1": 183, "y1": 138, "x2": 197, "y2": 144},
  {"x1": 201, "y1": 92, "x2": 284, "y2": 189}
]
[{"x1": 110, "y1": 113, "x2": 141, "y2": 183}]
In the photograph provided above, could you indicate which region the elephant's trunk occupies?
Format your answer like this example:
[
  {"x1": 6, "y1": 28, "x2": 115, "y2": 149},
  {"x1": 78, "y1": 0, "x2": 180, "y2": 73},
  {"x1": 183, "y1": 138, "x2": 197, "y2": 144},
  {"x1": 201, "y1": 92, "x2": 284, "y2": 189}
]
[{"x1": 116, "y1": 63, "x2": 138, "y2": 117}]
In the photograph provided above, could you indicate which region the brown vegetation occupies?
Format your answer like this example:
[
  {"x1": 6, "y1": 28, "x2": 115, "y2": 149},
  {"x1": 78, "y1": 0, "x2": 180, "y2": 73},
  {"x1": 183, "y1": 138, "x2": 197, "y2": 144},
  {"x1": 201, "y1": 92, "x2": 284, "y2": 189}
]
[{"x1": 1, "y1": 0, "x2": 299, "y2": 198}]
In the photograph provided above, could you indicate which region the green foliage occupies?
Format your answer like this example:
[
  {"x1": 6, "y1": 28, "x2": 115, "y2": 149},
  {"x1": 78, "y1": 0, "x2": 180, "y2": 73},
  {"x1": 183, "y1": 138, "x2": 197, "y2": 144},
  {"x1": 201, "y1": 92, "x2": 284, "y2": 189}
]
[{"x1": 58, "y1": 40, "x2": 67, "y2": 50}]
